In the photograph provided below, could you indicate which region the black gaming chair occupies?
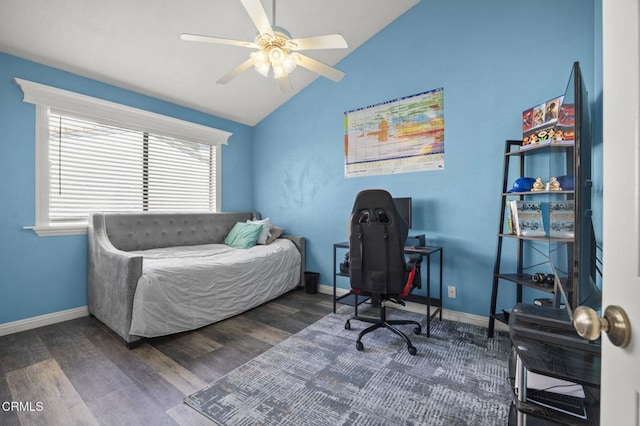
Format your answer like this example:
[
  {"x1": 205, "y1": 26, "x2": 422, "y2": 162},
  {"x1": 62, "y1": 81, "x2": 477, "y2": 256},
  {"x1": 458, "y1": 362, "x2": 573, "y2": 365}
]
[{"x1": 344, "y1": 189, "x2": 423, "y2": 355}]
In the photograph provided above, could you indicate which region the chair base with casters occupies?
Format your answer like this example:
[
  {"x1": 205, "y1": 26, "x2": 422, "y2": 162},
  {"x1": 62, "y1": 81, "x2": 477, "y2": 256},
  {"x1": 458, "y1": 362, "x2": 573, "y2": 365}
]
[{"x1": 344, "y1": 299, "x2": 422, "y2": 355}]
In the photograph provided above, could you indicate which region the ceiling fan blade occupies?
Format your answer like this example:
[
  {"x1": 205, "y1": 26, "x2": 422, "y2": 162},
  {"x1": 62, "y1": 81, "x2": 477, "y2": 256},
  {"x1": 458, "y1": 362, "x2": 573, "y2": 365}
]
[
  {"x1": 217, "y1": 58, "x2": 255, "y2": 84},
  {"x1": 295, "y1": 54, "x2": 345, "y2": 82},
  {"x1": 181, "y1": 33, "x2": 257, "y2": 49},
  {"x1": 240, "y1": 0, "x2": 274, "y2": 37},
  {"x1": 276, "y1": 75, "x2": 293, "y2": 92},
  {"x1": 288, "y1": 34, "x2": 348, "y2": 51}
]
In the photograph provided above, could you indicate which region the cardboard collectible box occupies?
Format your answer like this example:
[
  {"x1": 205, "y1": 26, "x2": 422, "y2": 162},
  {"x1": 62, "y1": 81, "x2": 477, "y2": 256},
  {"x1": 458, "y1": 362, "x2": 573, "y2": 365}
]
[{"x1": 522, "y1": 95, "x2": 574, "y2": 146}]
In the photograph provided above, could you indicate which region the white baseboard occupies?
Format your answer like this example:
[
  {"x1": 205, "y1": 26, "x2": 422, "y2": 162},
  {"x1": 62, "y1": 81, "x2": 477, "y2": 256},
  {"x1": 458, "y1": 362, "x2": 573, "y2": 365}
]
[
  {"x1": 318, "y1": 284, "x2": 509, "y2": 333},
  {"x1": 0, "y1": 285, "x2": 510, "y2": 338},
  {"x1": 0, "y1": 306, "x2": 89, "y2": 337}
]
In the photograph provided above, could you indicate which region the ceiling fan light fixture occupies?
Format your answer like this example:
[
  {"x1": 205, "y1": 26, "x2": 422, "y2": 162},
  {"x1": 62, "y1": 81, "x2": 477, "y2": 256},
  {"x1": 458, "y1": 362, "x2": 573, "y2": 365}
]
[
  {"x1": 253, "y1": 29, "x2": 299, "y2": 79},
  {"x1": 252, "y1": 43, "x2": 298, "y2": 79},
  {"x1": 282, "y1": 54, "x2": 297, "y2": 73},
  {"x1": 250, "y1": 50, "x2": 270, "y2": 76},
  {"x1": 273, "y1": 64, "x2": 287, "y2": 79},
  {"x1": 271, "y1": 49, "x2": 297, "y2": 78},
  {"x1": 268, "y1": 46, "x2": 285, "y2": 64}
]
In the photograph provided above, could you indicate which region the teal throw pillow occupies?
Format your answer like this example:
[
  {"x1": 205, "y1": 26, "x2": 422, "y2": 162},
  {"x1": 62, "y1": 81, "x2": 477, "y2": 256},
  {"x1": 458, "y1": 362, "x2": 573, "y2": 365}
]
[{"x1": 224, "y1": 222, "x2": 263, "y2": 249}]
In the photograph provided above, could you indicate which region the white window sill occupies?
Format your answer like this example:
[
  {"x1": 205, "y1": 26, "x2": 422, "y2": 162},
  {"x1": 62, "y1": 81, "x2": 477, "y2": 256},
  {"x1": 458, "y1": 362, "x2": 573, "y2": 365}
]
[{"x1": 24, "y1": 224, "x2": 88, "y2": 237}]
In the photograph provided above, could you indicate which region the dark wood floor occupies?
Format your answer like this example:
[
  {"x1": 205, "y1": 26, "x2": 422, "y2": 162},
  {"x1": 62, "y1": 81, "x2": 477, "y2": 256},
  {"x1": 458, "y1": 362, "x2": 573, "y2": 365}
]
[{"x1": 0, "y1": 289, "x2": 333, "y2": 425}]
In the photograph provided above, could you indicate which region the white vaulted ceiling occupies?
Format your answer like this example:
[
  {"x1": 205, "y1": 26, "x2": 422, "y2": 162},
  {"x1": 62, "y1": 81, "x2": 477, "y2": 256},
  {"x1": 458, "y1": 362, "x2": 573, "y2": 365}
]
[{"x1": 0, "y1": 0, "x2": 419, "y2": 126}]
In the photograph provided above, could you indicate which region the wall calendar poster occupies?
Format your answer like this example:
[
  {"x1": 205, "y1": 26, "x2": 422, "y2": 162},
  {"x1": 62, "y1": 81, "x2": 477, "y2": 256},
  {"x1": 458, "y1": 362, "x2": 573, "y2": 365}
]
[{"x1": 344, "y1": 88, "x2": 444, "y2": 178}]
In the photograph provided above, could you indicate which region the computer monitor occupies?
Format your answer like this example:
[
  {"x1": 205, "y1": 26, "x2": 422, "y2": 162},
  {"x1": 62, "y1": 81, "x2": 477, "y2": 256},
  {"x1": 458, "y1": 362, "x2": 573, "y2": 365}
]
[{"x1": 393, "y1": 197, "x2": 412, "y2": 228}]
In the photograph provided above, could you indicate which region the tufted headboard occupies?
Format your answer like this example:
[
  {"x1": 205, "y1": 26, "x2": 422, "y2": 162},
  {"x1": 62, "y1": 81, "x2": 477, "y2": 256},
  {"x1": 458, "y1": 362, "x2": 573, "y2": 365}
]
[{"x1": 99, "y1": 212, "x2": 260, "y2": 252}]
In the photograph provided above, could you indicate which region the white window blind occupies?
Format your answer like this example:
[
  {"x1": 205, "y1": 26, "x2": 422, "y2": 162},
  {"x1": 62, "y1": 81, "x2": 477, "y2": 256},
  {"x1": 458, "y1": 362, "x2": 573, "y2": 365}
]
[
  {"x1": 48, "y1": 111, "x2": 217, "y2": 222},
  {"x1": 16, "y1": 78, "x2": 231, "y2": 236}
]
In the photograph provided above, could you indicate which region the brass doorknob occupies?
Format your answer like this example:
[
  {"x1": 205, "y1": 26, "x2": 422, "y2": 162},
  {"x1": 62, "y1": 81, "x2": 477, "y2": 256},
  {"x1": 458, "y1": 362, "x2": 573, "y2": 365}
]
[{"x1": 573, "y1": 305, "x2": 632, "y2": 348}]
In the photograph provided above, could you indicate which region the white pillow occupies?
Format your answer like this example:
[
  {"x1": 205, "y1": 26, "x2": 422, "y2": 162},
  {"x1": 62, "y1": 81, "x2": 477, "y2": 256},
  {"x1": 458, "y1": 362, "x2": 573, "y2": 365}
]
[{"x1": 247, "y1": 218, "x2": 272, "y2": 244}]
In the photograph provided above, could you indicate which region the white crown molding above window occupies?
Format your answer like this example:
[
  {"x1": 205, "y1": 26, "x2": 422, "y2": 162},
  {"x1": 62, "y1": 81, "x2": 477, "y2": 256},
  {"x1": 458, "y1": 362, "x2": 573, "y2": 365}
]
[{"x1": 14, "y1": 78, "x2": 232, "y2": 146}]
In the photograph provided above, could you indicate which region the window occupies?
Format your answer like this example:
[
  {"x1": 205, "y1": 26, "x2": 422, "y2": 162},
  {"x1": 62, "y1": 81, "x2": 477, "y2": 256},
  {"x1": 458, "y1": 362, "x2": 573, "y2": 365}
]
[{"x1": 16, "y1": 78, "x2": 231, "y2": 236}]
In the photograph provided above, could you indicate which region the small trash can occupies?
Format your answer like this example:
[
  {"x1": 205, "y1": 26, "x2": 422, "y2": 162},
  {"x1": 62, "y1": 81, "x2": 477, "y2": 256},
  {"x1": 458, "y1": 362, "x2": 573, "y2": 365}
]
[{"x1": 304, "y1": 271, "x2": 319, "y2": 294}]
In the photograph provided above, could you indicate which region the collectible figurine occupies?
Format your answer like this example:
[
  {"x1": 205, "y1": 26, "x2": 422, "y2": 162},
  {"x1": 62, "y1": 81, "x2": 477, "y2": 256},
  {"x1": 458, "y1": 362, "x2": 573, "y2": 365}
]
[
  {"x1": 548, "y1": 176, "x2": 562, "y2": 191},
  {"x1": 532, "y1": 177, "x2": 545, "y2": 191}
]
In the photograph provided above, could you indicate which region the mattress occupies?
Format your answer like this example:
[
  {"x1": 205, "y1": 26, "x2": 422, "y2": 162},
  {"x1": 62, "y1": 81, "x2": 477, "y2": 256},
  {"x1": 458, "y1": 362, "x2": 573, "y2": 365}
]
[{"x1": 128, "y1": 239, "x2": 301, "y2": 337}]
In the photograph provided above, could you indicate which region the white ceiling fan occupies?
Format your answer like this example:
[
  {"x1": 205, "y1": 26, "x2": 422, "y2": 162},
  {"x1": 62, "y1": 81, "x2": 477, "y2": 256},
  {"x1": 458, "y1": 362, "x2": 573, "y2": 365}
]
[{"x1": 180, "y1": 0, "x2": 348, "y2": 91}]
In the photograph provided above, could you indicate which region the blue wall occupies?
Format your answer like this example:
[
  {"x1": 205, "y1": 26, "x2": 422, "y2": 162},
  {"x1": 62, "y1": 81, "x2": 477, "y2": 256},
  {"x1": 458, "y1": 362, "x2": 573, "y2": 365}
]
[
  {"x1": 0, "y1": 0, "x2": 602, "y2": 326},
  {"x1": 253, "y1": 0, "x2": 601, "y2": 317},
  {"x1": 0, "y1": 53, "x2": 254, "y2": 324}
]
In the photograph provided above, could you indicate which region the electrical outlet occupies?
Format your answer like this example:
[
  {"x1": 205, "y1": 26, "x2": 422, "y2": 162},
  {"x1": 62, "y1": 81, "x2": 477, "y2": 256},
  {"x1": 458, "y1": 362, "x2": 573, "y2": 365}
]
[{"x1": 447, "y1": 286, "x2": 457, "y2": 298}]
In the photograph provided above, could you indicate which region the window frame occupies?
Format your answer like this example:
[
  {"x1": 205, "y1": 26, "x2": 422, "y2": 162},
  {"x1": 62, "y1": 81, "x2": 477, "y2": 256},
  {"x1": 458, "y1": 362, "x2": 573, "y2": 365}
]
[{"x1": 16, "y1": 78, "x2": 231, "y2": 236}]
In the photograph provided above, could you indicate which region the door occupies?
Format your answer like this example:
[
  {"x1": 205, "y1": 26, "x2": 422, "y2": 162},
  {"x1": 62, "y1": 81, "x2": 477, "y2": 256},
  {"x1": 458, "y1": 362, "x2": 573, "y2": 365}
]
[{"x1": 601, "y1": 0, "x2": 640, "y2": 423}]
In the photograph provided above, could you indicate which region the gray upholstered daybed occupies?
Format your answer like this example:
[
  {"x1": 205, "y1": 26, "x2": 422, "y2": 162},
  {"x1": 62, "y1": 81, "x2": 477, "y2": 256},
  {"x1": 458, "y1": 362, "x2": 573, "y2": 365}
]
[{"x1": 88, "y1": 212, "x2": 305, "y2": 348}]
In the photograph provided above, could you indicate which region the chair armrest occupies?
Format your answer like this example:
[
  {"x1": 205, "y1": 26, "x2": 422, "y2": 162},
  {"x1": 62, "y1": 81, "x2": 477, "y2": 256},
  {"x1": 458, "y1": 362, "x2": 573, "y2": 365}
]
[
  {"x1": 88, "y1": 214, "x2": 143, "y2": 345},
  {"x1": 406, "y1": 254, "x2": 423, "y2": 270},
  {"x1": 400, "y1": 255, "x2": 423, "y2": 296}
]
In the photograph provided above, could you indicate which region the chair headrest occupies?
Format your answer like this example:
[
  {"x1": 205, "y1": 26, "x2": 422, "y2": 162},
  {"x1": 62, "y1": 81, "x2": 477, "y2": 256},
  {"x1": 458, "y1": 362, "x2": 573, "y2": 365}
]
[
  {"x1": 350, "y1": 189, "x2": 400, "y2": 223},
  {"x1": 349, "y1": 189, "x2": 408, "y2": 238}
]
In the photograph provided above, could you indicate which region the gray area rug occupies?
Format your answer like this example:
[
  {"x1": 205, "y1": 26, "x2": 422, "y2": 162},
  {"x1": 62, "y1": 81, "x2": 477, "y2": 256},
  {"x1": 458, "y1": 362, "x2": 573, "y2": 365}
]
[{"x1": 185, "y1": 305, "x2": 512, "y2": 425}]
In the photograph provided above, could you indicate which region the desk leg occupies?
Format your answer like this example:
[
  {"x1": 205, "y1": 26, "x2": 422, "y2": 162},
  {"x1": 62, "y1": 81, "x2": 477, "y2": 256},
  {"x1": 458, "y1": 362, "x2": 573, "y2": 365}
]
[
  {"x1": 439, "y1": 249, "x2": 443, "y2": 321},
  {"x1": 354, "y1": 294, "x2": 359, "y2": 316},
  {"x1": 333, "y1": 246, "x2": 337, "y2": 314},
  {"x1": 426, "y1": 253, "x2": 431, "y2": 337}
]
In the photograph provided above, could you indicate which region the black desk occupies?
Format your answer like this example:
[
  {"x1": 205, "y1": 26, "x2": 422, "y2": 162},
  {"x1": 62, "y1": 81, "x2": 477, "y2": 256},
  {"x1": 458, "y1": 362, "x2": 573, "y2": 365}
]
[
  {"x1": 332, "y1": 241, "x2": 443, "y2": 337},
  {"x1": 509, "y1": 303, "x2": 601, "y2": 425}
]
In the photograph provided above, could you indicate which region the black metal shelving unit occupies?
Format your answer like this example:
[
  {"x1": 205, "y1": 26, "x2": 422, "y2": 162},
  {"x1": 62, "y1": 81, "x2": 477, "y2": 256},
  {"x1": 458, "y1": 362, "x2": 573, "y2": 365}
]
[
  {"x1": 488, "y1": 139, "x2": 579, "y2": 337},
  {"x1": 495, "y1": 61, "x2": 599, "y2": 426}
]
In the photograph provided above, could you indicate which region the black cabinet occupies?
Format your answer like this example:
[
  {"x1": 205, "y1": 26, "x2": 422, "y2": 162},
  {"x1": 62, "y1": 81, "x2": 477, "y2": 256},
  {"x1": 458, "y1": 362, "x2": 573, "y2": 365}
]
[{"x1": 508, "y1": 304, "x2": 600, "y2": 425}]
